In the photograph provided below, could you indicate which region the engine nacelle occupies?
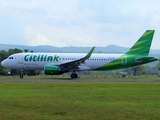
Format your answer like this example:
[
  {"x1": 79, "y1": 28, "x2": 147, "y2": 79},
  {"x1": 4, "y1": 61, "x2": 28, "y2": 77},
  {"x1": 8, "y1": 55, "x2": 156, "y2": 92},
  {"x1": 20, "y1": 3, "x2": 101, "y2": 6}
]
[{"x1": 44, "y1": 65, "x2": 64, "y2": 75}]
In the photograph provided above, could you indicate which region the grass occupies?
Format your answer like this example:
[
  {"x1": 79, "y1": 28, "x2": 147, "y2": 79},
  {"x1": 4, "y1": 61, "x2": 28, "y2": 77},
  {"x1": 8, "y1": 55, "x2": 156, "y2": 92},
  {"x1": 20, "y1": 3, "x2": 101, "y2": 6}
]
[
  {"x1": 0, "y1": 81, "x2": 159, "y2": 120},
  {"x1": 1, "y1": 74, "x2": 160, "y2": 79}
]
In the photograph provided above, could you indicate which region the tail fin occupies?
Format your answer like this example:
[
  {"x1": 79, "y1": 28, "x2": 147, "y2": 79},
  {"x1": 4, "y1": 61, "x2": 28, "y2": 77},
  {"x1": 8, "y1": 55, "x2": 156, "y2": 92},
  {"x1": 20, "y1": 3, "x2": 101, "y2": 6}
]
[{"x1": 125, "y1": 30, "x2": 155, "y2": 56}]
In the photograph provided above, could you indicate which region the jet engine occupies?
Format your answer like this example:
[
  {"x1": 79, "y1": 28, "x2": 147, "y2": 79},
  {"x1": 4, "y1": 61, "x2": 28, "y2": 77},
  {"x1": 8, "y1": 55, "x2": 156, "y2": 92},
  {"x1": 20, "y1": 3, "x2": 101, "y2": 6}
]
[{"x1": 44, "y1": 65, "x2": 65, "y2": 75}]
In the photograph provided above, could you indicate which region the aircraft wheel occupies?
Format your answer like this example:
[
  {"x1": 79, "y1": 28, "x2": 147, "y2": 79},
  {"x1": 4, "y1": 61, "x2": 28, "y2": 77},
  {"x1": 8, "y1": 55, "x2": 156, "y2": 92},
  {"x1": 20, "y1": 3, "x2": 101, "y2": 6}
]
[
  {"x1": 70, "y1": 74, "x2": 75, "y2": 79},
  {"x1": 20, "y1": 75, "x2": 23, "y2": 79},
  {"x1": 74, "y1": 74, "x2": 78, "y2": 78},
  {"x1": 19, "y1": 70, "x2": 24, "y2": 79},
  {"x1": 70, "y1": 73, "x2": 78, "y2": 79}
]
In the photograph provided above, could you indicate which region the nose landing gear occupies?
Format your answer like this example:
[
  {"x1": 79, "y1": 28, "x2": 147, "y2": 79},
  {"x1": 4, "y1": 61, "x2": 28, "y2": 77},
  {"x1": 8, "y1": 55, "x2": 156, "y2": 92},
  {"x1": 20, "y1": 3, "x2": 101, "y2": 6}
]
[
  {"x1": 20, "y1": 74, "x2": 24, "y2": 79},
  {"x1": 19, "y1": 70, "x2": 24, "y2": 79}
]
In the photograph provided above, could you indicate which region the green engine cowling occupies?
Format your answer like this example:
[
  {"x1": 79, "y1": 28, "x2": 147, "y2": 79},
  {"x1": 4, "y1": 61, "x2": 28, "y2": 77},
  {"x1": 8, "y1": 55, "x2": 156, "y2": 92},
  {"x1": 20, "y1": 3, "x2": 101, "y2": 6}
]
[{"x1": 44, "y1": 65, "x2": 64, "y2": 75}]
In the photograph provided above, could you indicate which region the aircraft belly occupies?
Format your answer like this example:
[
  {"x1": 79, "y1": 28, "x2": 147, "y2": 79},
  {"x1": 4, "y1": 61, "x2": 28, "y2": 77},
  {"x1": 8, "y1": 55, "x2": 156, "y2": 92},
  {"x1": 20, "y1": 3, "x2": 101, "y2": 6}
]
[
  {"x1": 78, "y1": 65, "x2": 91, "y2": 71},
  {"x1": 86, "y1": 61, "x2": 106, "y2": 70}
]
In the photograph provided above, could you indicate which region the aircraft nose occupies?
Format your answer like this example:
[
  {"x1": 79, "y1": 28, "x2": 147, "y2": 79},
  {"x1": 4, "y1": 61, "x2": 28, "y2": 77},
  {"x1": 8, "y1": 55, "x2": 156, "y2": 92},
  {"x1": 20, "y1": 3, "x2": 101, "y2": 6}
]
[{"x1": 1, "y1": 60, "x2": 8, "y2": 68}]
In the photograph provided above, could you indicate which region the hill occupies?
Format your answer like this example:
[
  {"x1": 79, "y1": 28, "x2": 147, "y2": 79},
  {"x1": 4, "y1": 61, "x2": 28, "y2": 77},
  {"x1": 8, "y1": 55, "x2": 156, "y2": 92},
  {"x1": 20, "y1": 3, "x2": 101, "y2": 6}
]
[{"x1": 0, "y1": 44, "x2": 159, "y2": 55}]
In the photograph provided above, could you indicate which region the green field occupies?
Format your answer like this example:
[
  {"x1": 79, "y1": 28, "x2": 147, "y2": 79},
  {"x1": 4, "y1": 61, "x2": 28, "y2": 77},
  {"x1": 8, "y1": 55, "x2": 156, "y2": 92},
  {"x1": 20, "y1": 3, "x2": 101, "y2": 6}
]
[{"x1": 0, "y1": 81, "x2": 160, "y2": 120}]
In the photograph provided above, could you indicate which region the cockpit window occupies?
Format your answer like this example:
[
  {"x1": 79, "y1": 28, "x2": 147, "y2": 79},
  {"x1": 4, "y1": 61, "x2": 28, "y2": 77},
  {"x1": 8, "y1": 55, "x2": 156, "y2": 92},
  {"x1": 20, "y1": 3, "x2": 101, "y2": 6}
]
[{"x1": 8, "y1": 57, "x2": 14, "y2": 59}]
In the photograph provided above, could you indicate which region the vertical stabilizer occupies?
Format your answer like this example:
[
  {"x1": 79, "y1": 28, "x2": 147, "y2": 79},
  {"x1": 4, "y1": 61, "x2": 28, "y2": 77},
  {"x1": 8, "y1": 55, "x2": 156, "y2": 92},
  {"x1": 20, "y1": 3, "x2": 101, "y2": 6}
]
[{"x1": 125, "y1": 30, "x2": 155, "y2": 56}]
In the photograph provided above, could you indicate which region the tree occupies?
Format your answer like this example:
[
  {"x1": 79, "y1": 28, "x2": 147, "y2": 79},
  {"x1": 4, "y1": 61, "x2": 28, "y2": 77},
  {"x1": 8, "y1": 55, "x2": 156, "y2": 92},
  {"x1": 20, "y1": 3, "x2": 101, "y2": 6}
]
[
  {"x1": 0, "y1": 48, "x2": 22, "y2": 75},
  {"x1": 0, "y1": 50, "x2": 8, "y2": 75},
  {"x1": 23, "y1": 49, "x2": 29, "y2": 53},
  {"x1": 8, "y1": 48, "x2": 22, "y2": 55},
  {"x1": 0, "y1": 50, "x2": 8, "y2": 61},
  {"x1": 13, "y1": 48, "x2": 23, "y2": 53},
  {"x1": 155, "y1": 59, "x2": 160, "y2": 75},
  {"x1": 131, "y1": 65, "x2": 146, "y2": 76}
]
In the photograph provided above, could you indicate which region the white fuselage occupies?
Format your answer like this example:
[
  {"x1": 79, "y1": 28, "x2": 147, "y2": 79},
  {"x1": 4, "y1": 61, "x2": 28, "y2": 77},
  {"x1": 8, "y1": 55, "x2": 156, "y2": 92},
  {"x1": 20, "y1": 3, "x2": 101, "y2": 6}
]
[{"x1": 1, "y1": 53, "x2": 121, "y2": 71}]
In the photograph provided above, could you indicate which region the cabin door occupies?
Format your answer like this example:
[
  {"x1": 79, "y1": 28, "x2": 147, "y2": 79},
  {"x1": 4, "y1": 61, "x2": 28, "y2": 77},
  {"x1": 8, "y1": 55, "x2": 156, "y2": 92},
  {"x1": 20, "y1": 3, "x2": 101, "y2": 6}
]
[{"x1": 18, "y1": 54, "x2": 23, "y2": 64}]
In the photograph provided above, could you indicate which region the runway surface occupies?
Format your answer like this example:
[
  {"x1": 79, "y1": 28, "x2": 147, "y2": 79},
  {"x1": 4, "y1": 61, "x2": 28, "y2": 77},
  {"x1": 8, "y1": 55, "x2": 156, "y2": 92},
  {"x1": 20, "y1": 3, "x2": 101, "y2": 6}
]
[{"x1": 0, "y1": 77, "x2": 160, "y2": 82}]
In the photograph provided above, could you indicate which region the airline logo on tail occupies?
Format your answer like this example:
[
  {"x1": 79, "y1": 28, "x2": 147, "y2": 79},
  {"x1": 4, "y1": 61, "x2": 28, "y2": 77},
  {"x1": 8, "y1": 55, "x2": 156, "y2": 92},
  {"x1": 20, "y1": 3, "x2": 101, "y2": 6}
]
[
  {"x1": 96, "y1": 30, "x2": 157, "y2": 70},
  {"x1": 126, "y1": 30, "x2": 154, "y2": 55}
]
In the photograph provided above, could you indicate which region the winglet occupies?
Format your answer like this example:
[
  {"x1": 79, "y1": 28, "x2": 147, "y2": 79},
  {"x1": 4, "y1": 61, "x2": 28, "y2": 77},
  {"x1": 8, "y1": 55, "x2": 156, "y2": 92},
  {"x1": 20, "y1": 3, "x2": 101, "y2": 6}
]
[
  {"x1": 60, "y1": 46, "x2": 95, "y2": 66},
  {"x1": 86, "y1": 46, "x2": 95, "y2": 58}
]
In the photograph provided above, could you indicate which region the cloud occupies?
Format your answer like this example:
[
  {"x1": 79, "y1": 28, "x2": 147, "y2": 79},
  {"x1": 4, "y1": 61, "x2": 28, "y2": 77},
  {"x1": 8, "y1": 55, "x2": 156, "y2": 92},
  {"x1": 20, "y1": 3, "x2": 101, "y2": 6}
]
[{"x1": 0, "y1": 0, "x2": 160, "y2": 49}]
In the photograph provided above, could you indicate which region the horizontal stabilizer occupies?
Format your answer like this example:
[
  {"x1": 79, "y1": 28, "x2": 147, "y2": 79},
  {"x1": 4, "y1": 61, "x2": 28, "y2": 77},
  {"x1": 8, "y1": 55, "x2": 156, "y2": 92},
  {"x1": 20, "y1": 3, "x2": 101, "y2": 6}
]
[{"x1": 135, "y1": 57, "x2": 157, "y2": 63}]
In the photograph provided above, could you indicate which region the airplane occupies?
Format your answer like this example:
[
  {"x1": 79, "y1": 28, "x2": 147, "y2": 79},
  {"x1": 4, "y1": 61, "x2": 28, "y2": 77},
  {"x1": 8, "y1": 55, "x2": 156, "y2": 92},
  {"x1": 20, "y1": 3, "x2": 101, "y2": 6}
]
[{"x1": 1, "y1": 30, "x2": 158, "y2": 79}]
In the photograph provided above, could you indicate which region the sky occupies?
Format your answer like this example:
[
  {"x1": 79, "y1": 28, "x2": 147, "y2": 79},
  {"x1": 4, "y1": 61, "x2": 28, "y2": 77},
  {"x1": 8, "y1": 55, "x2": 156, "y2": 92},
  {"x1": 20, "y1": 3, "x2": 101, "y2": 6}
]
[{"x1": 0, "y1": 0, "x2": 160, "y2": 49}]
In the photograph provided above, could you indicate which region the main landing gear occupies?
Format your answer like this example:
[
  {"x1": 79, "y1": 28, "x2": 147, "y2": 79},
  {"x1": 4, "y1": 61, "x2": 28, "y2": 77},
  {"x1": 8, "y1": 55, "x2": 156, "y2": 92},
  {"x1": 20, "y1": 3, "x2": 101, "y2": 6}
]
[{"x1": 70, "y1": 73, "x2": 78, "y2": 79}]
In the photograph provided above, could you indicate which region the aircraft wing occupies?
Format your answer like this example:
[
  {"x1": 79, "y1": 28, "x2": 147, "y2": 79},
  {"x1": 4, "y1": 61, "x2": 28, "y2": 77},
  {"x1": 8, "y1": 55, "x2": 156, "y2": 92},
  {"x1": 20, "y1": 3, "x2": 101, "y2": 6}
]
[{"x1": 59, "y1": 47, "x2": 95, "y2": 70}]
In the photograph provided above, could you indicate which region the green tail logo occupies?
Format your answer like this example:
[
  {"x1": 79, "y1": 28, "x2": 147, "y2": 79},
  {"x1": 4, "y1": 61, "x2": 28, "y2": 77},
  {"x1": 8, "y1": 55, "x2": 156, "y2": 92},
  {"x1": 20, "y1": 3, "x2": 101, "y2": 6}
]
[
  {"x1": 125, "y1": 30, "x2": 155, "y2": 56},
  {"x1": 96, "y1": 30, "x2": 157, "y2": 71}
]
